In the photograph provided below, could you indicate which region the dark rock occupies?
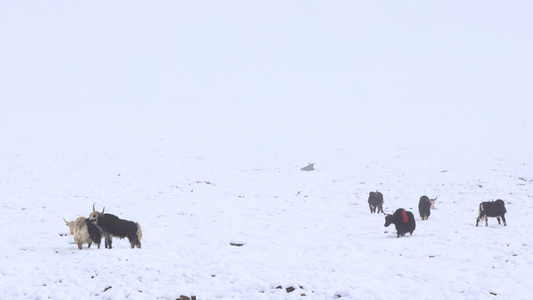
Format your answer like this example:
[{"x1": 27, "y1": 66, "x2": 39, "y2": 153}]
[{"x1": 300, "y1": 163, "x2": 315, "y2": 171}]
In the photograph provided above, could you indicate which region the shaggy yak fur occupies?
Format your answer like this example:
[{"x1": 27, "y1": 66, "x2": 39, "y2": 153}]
[
  {"x1": 368, "y1": 191, "x2": 384, "y2": 214},
  {"x1": 89, "y1": 206, "x2": 143, "y2": 249},
  {"x1": 476, "y1": 199, "x2": 507, "y2": 227},
  {"x1": 384, "y1": 208, "x2": 416, "y2": 238},
  {"x1": 64, "y1": 216, "x2": 102, "y2": 250}
]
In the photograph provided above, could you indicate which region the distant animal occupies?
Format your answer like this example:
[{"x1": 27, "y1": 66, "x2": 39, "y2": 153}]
[
  {"x1": 368, "y1": 191, "x2": 384, "y2": 214},
  {"x1": 476, "y1": 199, "x2": 507, "y2": 227},
  {"x1": 384, "y1": 208, "x2": 416, "y2": 238},
  {"x1": 88, "y1": 205, "x2": 143, "y2": 249},
  {"x1": 63, "y1": 216, "x2": 102, "y2": 250},
  {"x1": 300, "y1": 163, "x2": 315, "y2": 171},
  {"x1": 418, "y1": 195, "x2": 437, "y2": 220}
]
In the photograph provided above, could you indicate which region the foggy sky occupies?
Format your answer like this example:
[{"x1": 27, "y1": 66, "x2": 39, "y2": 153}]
[{"x1": 1, "y1": 1, "x2": 532, "y2": 151}]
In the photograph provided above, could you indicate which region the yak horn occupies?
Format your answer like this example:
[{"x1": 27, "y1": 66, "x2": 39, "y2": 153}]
[
  {"x1": 63, "y1": 217, "x2": 69, "y2": 224},
  {"x1": 101, "y1": 207, "x2": 105, "y2": 214},
  {"x1": 92, "y1": 204, "x2": 95, "y2": 211}
]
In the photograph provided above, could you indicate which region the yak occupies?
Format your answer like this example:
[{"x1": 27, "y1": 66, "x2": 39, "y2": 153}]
[
  {"x1": 384, "y1": 208, "x2": 416, "y2": 238},
  {"x1": 64, "y1": 216, "x2": 102, "y2": 250},
  {"x1": 418, "y1": 195, "x2": 437, "y2": 220},
  {"x1": 368, "y1": 191, "x2": 384, "y2": 214},
  {"x1": 89, "y1": 206, "x2": 143, "y2": 249},
  {"x1": 476, "y1": 199, "x2": 507, "y2": 227}
]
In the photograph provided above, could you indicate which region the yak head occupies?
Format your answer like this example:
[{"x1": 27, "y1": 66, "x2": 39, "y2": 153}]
[
  {"x1": 64, "y1": 216, "x2": 85, "y2": 235},
  {"x1": 89, "y1": 205, "x2": 105, "y2": 223},
  {"x1": 63, "y1": 218, "x2": 76, "y2": 235},
  {"x1": 430, "y1": 196, "x2": 438, "y2": 210},
  {"x1": 384, "y1": 214, "x2": 394, "y2": 227}
]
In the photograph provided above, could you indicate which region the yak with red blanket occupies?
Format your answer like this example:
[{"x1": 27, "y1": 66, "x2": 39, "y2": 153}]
[{"x1": 384, "y1": 208, "x2": 416, "y2": 238}]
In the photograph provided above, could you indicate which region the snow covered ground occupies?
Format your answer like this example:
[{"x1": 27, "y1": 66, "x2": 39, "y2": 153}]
[
  {"x1": 2, "y1": 1, "x2": 533, "y2": 299},
  {"x1": 1, "y1": 102, "x2": 532, "y2": 299}
]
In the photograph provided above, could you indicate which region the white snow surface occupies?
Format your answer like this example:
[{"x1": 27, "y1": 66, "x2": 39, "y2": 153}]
[{"x1": 2, "y1": 1, "x2": 533, "y2": 299}]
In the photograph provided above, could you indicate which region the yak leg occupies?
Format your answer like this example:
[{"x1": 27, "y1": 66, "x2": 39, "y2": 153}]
[
  {"x1": 476, "y1": 214, "x2": 485, "y2": 227},
  {"x1": 104, "y1": 233, "x2": 112, "y2": 249},
  {"x1": 497, "y1": 217, "x2": 501, "y2": 224},
  {"x1": 133, "y1": 236, "x2": 141, "y2": 248},
  {"x1": 501, "y1": 215, "x2": 507, "y2": 226},
  {"x1": 78, "y1": 243, "x2": 82, "y2": 250},
  {"x1": 128, "y1": 236, "x2": 142, "y2": 249}
]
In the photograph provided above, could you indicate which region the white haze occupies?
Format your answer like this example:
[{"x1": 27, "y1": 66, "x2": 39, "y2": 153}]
[{"x1": 1, "y1": 1, "x2": 533, "y2": 299}]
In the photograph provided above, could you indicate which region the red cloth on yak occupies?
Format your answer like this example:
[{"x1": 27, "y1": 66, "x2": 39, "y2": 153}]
[{"x1": 402, "y1": 210, "x2": 408, "y2": 223}]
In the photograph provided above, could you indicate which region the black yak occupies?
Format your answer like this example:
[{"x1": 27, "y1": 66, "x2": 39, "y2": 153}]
[
  {"x1": 63, "y1": 217, "x2": 102, "y2": 250},
  {"x1": 384, "y1": 208, "x2": 416, "y2": 238},
  {"x1": 418, "y1": 195, "x2": 437, "y2": 220},
  {"x1": 89, "y1": 206, "x2": 143, "y2": 249},
  {"x1": 476, "y1": 199, "x2": 507, "y2": 227},
  {"x1": 368, "y1": 191, "x2": 384, "y2": 214}
]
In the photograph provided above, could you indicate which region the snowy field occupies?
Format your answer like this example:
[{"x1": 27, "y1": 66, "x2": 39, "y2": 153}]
[
  {"x1": 2, "y1": 1, "x2": 533, "y2": 299},
  {"x1": 1, "y1": 104, "x2": 532, "y2": 299}
]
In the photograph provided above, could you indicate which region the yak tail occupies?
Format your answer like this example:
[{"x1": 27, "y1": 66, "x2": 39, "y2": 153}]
[
  {"x1": 478, "y1": 205, "x2": 486, "y2": 222},
  {"x1": 136, "y1": 223, "x2": 143, "y2": 241}
]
